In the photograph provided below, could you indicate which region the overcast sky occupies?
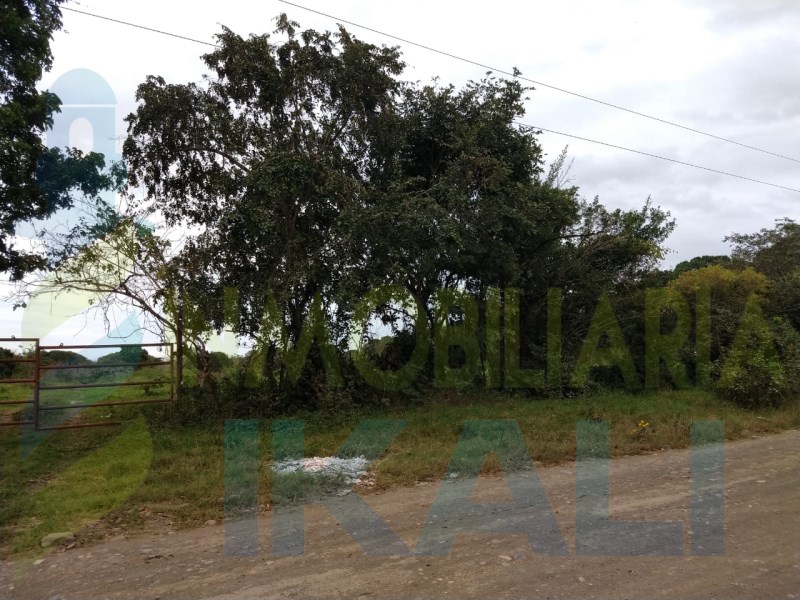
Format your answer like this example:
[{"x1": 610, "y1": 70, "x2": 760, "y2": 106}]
[{"x1": 2, "y1": 0, "x2": 798, "y2": 344}]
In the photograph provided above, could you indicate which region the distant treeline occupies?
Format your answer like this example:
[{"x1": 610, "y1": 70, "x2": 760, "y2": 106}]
[{"x1": 0, "y1": 347, "x2": 166, "y2": 381}]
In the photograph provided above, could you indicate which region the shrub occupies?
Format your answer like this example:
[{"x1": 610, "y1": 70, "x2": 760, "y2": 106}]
[
  {"x1": 208, "y1": 351, "x2": 233, "y2": 373},
  {"x1": 716, "y1": 304, "x2": 796, "y2": 407},
  {"x1": 772, "y1": 316, "x2": 800, "y2": 398}
]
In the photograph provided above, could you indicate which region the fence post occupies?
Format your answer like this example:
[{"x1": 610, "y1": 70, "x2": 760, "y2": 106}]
[{"x1": 33, "y1": 340, "x2": 40, "y2": 431}]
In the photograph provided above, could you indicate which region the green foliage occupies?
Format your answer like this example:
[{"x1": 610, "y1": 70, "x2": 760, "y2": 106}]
[
  {"x1": 570, "y1": 293, "x2": 638, "y2": 390},
  {"x1": 0, "y1": 348, "x2": 17, "y2": 378},
  {"x1": 3, "y1": 389, "x2": 799, "y2": 556},
  {"x1": 271, "y1": 470, "x2": 347, "y2": 505},
  {"x1": 727, "y1": 219, "x2": 800, "y2": 332},
  {"x1": 669, "y1": 264, "x2": 771, "y2": 369},
  {"x1": 771, "y1": 316, "x2": 800, "y2": 399},
  {"x1": 40, "y1": 349, "x2": 92, "y2": 366},
  {"x1": 208, "y1": 351, "x2": 232, "y2": 373},
  {"x1": 0, "y1": 0, "x2": 113, "y2": 279},
  {"x1": 671, "y1": 255, "x2": 732, "y2": 278},
  {"x1": 727, "y1": 218, "x2": 800, "y2": 279},
  {"x1": 96, "y1": 347, "x2": 153, "y2": 366},
  {"x1": 120, "y1": 16, "x2": 677, "y2": 411},
  {"x1": 8, "y1": 419, "x2": 152, "y2": 554},
  {"x1": 6, "y1": 13, "x2": 792, "y2": 414},
  {"x1": 717, "y1": 299, "x2": 788, "y2": 407},
  {"x1": 124, "y1": 15, "x2": 404, "y2": 342}
]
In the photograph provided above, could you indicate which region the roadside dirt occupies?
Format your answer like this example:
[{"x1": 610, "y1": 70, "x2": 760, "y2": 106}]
[{"x1": 2, "y1": 429, "x2": 798, "y2": 600}]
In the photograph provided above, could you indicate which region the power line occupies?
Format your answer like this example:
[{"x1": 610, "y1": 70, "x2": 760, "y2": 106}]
[
  {"x1": 61, "y1": 6, "x2": 218, "y2": 48},
  {"x1": 521, "y1": 123, "x2": 800, "y2": 193},
  {"x1": 279, "y1": 0, "x2": 800, "y2": 166},
  {"x1": 59, "y1": 6, "x2": 799, "y2": 194}
]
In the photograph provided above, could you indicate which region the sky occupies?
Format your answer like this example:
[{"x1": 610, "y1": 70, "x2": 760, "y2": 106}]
[{"x1": 1, "y1": 0, "x2": 798, "y2": 345}]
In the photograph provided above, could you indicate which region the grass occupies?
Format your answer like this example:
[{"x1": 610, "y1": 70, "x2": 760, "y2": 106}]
[
  {"x1": 0, "y1": 388, "x2": 798, "y2": 557},
  {"x1": 6, "y1": 419, "x2": 152, "y2": 553},
  {"x1": 0, "y1": 383, "x2": 35, "y2": 417},
  {"x1": 0, "y1": 365, "x2": 171, "y2": 428}
]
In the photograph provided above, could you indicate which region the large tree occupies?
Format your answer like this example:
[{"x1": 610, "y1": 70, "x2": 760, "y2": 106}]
[
  {"x1": 123, "y1": 17, "x2": 676, "y2": 402},
  {"x1": 354, "y1": 77, "x2": 580, "y2": 324},
  {"x1": 123, "y1": 16, "x2": 406, "y2": 399},
  {"x1": 124, "y1": 15, "x2": 403, "y2": 343},
  {"x1": 1, "y1": 0, "x2": 110, "y2": 279}
]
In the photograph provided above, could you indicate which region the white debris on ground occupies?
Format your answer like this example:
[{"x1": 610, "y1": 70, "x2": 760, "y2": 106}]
[{"x1": 272, "y1": 456, "x2": 370, "y2": 485}]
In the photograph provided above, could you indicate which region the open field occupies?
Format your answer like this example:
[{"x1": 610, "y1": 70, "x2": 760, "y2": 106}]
[{"x1": 1, "y1": 364, "x2": 171, "y2": 420}]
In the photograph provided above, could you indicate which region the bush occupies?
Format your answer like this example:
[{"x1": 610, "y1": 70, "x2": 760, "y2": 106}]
[
  {"x1": 716, "y1": 310, "x2": 798, "y2": 408},
  {"x1": 208, "y1": 351, "x2": 233, "y2": 373},
  {"x1": 772, "y1": 317, "x2": 800, "y2": 398},
  {"x1": 717, "y1": 350, "x2": 786, "y2": 408}
]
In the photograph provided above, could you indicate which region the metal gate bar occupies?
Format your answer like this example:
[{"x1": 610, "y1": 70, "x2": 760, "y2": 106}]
[
  {"x1": 40, "y1": 360, "x2": 167, "y2": 370},
  {"x1": 0, "y1": 338, "x2": 39, "y2": 427},
  {"x1": 0, "y1": 338, "x2": 174, "y2": 430}
]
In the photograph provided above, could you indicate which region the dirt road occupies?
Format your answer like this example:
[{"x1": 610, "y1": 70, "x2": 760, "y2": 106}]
[{"x1": 3, "y1": 429, "x2": 799, "y2": 600}]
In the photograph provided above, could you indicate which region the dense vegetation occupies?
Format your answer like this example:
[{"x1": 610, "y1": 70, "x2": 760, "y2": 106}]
[
  {"x1": 1, "y1": 6, "x2": 799, "y2": 560},
  {"x1": 3, "y1": 9, "x2": 798, "y2": 419}
]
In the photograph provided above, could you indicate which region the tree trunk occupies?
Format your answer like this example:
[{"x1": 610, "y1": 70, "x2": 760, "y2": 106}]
[
  {"x1": 195, "y1": 342, "x2": 211, "y2": 389},
  {"x1": 175, "y1": 294, "x2": 184, "y2": 406}
]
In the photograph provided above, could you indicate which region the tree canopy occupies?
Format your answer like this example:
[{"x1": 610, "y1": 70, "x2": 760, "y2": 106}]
[
  {"x1": 118, "y1": 16, "x2": 676, "y2": 406},
  {"x1": 1, "y1": 0, "x2": 112, "y2": 279},
  {"x1": 20, "y1": 14, "x2": 797, "y2": 414}
]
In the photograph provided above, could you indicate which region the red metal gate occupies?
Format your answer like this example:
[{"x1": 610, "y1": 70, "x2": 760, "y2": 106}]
[{"x1": 0, "y1": 338, "x2": 174, "y2": 431}]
